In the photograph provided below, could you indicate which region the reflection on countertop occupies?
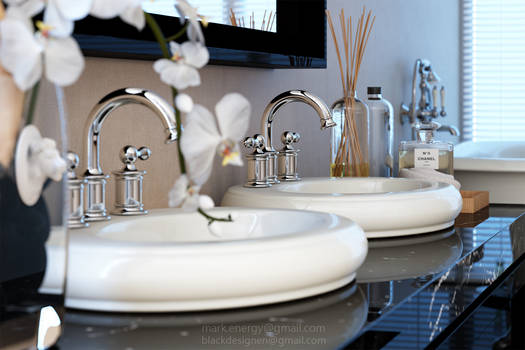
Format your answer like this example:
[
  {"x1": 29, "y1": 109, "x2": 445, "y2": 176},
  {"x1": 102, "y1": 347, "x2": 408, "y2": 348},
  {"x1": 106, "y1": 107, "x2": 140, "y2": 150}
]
[
  {"x1": 57, "y1": 205, "x2": 525, "y2": 350},
  {"x1": 356, "y1": 227, "x2": 462, "y2": 283},
  {"x1": 60, "y1": 283, "x2": 367, "y2": 350}
]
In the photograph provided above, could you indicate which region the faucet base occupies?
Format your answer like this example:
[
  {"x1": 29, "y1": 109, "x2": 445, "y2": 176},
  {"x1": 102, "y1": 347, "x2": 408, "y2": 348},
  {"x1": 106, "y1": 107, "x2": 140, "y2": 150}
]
[
  {"x1": 68, "y1": 219, "x2": 89, "y2": 229},
  {"x1": 85, "y1": 212, "x2": 111, "y2": 222},
  {"x1": 278, "y1": 175, "x2": 301, "y2": 182},
  {"x1": 267, "y1": 176, "x2": 280, "y2": 184},
  {"x1": 243, "y1": 181, "x2": 272, "y2": 188},
  {"x1": 111, "y1": 207, "x2": 148, "y2": 216}
]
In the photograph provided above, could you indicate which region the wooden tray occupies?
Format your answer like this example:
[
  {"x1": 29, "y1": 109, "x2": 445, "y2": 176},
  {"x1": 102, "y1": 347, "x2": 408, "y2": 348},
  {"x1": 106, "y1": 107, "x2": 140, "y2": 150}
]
[{"x1": 460, "y1": 190, "x2": 489, "y2": 214}]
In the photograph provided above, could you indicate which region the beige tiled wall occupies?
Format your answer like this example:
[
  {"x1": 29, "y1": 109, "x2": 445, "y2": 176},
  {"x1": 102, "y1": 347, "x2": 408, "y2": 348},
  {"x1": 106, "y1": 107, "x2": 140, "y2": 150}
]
[{"x1": 34, "y1": 0, "x2": 461, "y2": 213}]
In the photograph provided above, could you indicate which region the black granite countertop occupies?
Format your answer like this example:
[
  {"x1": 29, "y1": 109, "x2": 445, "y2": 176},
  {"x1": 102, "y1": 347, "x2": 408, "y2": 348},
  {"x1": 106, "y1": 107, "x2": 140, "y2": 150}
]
[{"x1": 57, "y1": 205, "x2": 525, "y2": 350}]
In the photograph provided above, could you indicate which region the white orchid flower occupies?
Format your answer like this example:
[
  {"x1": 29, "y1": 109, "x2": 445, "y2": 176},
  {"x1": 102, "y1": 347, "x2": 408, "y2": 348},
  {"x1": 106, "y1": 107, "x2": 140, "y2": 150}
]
[
  {"x1": 0, "y1": 16, "x2": 84, "y2": 90},
  {"x1": 43, "y1": 0, "x2": 92, "y2": 37},
  {"x1": 168, "y1": 174, "x2": 214, "y2": 210},
  {"x1": 4, "y1": 0, "x2": 44, "y2": 24},
  {"x1": 153, "y1": 41, "x2": 209, "y2": 90},
  {"x1": 91, "y1": 0, "x2": 145, "y2": 31},
  {"x1": 1, "y1": 0, "x2": 43, "y2": 40},
  {"x1": 5, "y1": 0, "x2": 91, "y2": 37},
  {"x1": 180, "y1": 93, "x2": 251, "y2": 186},
  {"x1": 175, "y1": 0, "x2": 207, "y2": 43},
  {"x1": 175, "y1": 93, "x2": 194, "y2": 113}
]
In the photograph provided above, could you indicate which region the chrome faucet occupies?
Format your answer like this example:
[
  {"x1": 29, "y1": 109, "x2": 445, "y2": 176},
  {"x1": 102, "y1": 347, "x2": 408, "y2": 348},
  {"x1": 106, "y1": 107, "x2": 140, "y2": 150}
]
[
  {"x1": 400, "y1": 59, "x2": 446, "y2": 125},
  {"x1": 400, "y1": 59, "x2": 459, "y2": 139},
  {"x1": 259, "y1": 90, "x2": 335, "y2": 184},
  {"x1": 82, "y1": 88, "x2": 178, "y2": 221}
]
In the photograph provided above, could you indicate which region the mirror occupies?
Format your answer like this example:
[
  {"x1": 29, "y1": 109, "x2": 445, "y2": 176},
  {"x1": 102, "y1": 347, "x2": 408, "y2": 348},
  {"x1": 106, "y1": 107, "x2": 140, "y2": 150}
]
[
  {"x1": 74, "y1": 0, "x2": 326, "y2": 68},
  {"x1": 143, "y1": 0, "x2": 277, "y2": 32}
]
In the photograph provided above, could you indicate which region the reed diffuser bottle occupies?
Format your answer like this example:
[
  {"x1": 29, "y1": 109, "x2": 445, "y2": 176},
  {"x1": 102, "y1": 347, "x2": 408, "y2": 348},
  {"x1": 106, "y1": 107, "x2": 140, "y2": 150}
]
[
  {"x1": 326, "y1": 7, "x2": 375, "y2": 177},
  {"x1": 330, "y1": 94, "x2": 370, "y2": 177}
]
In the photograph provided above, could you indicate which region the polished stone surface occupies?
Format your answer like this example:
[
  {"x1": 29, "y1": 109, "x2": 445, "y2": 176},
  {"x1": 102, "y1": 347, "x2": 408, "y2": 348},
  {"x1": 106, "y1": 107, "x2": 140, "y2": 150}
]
[{"x1": 57, "y1": 205, "x2": 525, "y2": 349}]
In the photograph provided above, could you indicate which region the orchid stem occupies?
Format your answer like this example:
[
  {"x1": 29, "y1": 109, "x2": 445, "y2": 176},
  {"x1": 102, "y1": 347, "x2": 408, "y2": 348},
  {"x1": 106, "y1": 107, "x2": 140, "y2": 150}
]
[
  {"x1": 145, "y1": 12, "x2": 170, "y2": 58},
  {"x1": 26, "y1": 80, "x2": 40, "y2": 125},
  {"x1": 145, "y1": 11, "x2": 186, "y2": 174},
  {"x1": 172, "y1": 87, "x2": 186, "y2": 173},
  {"x1": 165, "y1": 22, "x2": 190, "y2": 42},
  {"x1": 146, "y1": 12, "x2": 231, "y2": 224},
  {"x1": 198, "y1": 208, "x2": 233, "y2": 225}
]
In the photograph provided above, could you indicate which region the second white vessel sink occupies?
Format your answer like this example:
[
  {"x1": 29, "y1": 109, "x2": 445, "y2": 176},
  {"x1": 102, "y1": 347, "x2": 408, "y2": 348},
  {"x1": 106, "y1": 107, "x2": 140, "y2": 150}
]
[
  {"x1": 222, "y1": 177, "x2": 462, "y2": 238},
  {"x1": 43, "y1": 208, "x2": 367, "y2": 312}
]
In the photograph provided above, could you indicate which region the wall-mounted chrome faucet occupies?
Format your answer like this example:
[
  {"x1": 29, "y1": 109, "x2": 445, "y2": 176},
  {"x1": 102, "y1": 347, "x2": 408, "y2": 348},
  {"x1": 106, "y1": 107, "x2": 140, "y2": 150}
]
[
  {"x1": 258, "y1": 90, "x2": 335, "y2": 185},
  {"x1": 400, "y1": 59, "x2": 459, "y2": 139},
  {"x1": 243, "y1": 90, "x2": 335, "y2": 188},
  {"x1": 82, "y1": 88, "x2": 178, "y2": 222},
  {"x1": 400, "y1": 59, "x2": 446, "y2": 125}
]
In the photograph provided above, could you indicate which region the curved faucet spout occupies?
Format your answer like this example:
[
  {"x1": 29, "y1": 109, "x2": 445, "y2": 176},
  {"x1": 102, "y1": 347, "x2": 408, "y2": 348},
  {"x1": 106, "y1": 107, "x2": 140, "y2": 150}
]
[
  {"x1": 437, "y1": 124, "x2": 460, "y2": 137},
  {"x1": 260, "y1": 90, "x2": 335, "y2": 151},
  {"x1": 84, "y1": 88, "x2": 178, "y2": 176}
]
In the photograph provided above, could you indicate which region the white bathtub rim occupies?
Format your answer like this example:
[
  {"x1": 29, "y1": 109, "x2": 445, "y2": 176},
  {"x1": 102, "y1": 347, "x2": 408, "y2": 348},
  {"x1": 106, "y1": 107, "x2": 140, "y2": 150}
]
[{"x1": 454, "y1": 157, "x2": 525, "y2": 172}]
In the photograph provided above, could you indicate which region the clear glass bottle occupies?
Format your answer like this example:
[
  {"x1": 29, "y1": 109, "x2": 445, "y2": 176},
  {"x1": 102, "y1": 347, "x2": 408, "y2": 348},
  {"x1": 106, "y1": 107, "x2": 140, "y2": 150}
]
[
  {"x1": 399, "y1": 122, "x2": 454, "y2": 175},
  {"x1": 330, "y1": 93, "x2": 370, "y2": 177},
  {"x1": 367, "y1": 87, "x2": 394, "y2": 177}
]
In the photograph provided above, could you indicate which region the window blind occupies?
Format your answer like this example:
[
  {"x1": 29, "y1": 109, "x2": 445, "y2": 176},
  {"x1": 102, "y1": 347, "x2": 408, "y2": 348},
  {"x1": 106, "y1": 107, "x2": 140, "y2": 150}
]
[{"x1": 462, "y1": 0, "x2": 525, "y2": 141}]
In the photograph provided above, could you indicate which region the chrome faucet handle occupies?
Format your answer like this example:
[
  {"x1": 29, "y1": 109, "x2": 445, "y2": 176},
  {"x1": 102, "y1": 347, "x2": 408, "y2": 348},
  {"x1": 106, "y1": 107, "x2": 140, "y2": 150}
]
[
  {"x1": 281, "y1": 131, "x2": 300, "y2": 150},
  {"x1": 278, "y1": 131, "x2": 300, "y2": 182},
  {"x1": 440, "y1": 86, "x2": 447, "y2": 117},
  {"x1": 432, "y1": 85, "x2": 438, "y2": 117},
  {"x1": 112, "y1": 145, "x2": 150, "y2": 216},
  {"x1": 120, "y1": 145, "x2": 151, "y2": 171},
  {"x1": 66, "y1": 151, "x2": 79, "y2": 179},
  {"x1": 66, "y1": 151, "x2": 89, "y2": 229},
  {"x1": 243, "y1": 135, "x2": 265, "y2": 152},
  {"x1": 243, "y1": 134, "x2": 271, "y2": 188}
]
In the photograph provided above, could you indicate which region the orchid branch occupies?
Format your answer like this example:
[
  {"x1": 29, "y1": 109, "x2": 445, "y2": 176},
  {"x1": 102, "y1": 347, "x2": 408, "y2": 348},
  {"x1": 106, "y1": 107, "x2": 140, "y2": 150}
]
[
  {"x1": 145, "y1": 11, "x2": 186, "y2": 174},
  {"x1": 144, "y1": 12, "x2": 170, "y2": 58},
  {"x1": 165, "y1": 22, "x2": 190, "y2": 42},
  {"x1": 145, "y1": 10, "x2": 233, "y2": 224},
  {"x1": 198, "y1": 208, "x2": 233, "y2": 225},
  {"x1": 25, "y1": 80, "x2": 40, "y2": 125}
]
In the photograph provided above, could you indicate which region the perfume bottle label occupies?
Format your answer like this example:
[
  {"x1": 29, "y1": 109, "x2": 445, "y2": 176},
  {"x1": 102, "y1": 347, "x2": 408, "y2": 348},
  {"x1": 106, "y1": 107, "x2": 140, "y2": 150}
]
[{"x1": 414, "y1": 149, "x2": 439, "y2": 169}]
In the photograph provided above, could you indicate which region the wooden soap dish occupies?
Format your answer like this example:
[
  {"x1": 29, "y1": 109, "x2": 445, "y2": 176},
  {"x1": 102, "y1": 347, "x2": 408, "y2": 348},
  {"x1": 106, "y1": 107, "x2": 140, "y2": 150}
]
[{"x1": 460, "y1": 190, "x2": 489, "y2": 213}]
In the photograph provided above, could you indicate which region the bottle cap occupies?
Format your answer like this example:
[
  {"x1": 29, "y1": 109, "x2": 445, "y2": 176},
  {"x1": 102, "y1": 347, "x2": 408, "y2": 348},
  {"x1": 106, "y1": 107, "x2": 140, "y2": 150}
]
[{"x1": 367, "y1": 87, "x2": 381, "y2": 95}]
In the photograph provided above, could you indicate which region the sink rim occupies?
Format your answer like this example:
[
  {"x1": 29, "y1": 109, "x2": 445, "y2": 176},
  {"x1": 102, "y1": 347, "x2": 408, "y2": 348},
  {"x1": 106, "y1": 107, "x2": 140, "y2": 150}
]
[
  {"x1": 73, "y1": 207, "x2": 353, "y2": 249},
  {"x1": 238, "y1": 177, "x2": 449, "y2": 200},
  {"x1": 222, "y1": 177, "x2": 463, "y2": 238}
]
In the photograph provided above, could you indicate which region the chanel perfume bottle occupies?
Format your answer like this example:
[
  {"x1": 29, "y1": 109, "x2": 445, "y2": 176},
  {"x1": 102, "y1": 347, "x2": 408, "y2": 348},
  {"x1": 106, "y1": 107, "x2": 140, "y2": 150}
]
[{"x1": 398, "y1": 122, "x2": 454, "y2": 175}]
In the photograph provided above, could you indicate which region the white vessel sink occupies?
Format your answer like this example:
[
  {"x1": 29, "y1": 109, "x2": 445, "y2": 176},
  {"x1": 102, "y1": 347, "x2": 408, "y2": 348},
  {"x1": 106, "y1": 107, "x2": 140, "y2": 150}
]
[
  {"x1": 222, "y1": 177, "x2": 462, "y2": 238},
  {"x1": 43, "y1": 208, "x2": 367, "y2": 312}
]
